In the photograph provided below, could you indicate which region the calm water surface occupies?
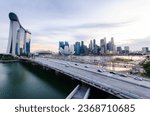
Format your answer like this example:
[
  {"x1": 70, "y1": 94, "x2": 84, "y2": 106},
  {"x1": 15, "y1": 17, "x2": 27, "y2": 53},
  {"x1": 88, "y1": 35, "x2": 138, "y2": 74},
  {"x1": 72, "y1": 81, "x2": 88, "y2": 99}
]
[{"x1": 0, "y1": 62, "x2": 77, "y2": 99}]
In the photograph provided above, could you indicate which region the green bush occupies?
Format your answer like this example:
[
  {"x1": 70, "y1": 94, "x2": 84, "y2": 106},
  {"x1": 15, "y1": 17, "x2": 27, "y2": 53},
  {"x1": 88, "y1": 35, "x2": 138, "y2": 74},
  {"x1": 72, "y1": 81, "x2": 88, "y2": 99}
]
[
  {"x1": 0, "y1": 54, "x2": 18, "y2": 60},
  {"x1": 143, "y1": 61, "x2": 150, "y2": 77}
]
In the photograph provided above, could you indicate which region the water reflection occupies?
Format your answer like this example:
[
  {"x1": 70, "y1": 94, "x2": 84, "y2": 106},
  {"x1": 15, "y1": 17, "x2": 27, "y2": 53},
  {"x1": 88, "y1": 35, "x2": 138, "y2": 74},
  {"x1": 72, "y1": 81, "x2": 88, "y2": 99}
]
[{"x1": 0, "y1": 63, "x2": 77, "y2": 99}]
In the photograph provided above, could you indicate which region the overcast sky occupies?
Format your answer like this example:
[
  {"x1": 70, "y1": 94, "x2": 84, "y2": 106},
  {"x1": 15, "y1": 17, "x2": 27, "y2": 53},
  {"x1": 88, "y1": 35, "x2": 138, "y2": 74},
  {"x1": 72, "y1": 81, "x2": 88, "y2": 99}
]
[{"x1": 0, "y1": 0, "x2": 150, "y2": 53}]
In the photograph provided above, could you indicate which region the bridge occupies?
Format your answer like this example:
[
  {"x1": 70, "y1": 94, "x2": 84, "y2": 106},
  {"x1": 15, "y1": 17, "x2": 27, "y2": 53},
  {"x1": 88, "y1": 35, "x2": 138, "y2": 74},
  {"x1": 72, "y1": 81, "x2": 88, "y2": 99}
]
[
  {"x1": 66, "y1": 84, "x2": 90, "y2": 99},
  {"x1": 21, "y1": 57, "x2": 150, "y2": 99}
]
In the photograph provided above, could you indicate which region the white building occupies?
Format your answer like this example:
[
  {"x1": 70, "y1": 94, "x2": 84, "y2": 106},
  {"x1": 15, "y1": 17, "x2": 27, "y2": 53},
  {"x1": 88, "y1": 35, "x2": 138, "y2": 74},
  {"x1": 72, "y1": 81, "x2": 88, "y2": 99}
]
[{"x1": 59, "y1": 45, "x2": 75, "y2": 56}]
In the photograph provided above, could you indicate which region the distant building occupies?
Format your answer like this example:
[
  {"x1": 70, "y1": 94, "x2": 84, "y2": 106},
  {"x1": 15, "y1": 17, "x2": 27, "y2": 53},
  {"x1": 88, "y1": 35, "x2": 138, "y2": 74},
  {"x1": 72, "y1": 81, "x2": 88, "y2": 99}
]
[
  {"x1": 59, "y1": 41, "x2": 70, "y2": 55},
  {"x1": 59, "y1": 45, "x2": 75, "y2": 56},
  {"x1": 83, "y1": 45, "x2": 89, "y2": 55},
  {"x1": 92, "y1": 39, "x2": 98, "y2": 54},
  {"x1": 59, "y1": 41, "x2": 65, "y2": 49},
  {"x1": 94, "y1": 45, "x2": 99, "y2": 54},
  {"x1": 117, "y1": 46, "x2": 122, "y2": 54},
  {"x1": 89, "y1": 39, "x2": 98, "y2": 54},
  {"x1": 124, "y1": 46, "x2": 129, "y2": 51},
  {"x1": 100, "y1": 37, "x2": 107, "y2": 54},
  {"x1": 89, "y1": 40, "x2": 93, "y2": 53},
  {"x1": 111, "y1": 37, "x2": 116, "y2": 52},
  {"x1": 65, "y1": 41, "x2": 69, "y2": 47},
  {"x1": 80, "y1": 41, "x2": 85, "y2": 54},
  {"x1": 74, "y1": 42, "x2": 80, "y2": 55},
  {"x1": 59, "y1": 41, "x2": 65, "y2": 54},
  {"x1": 142, "y1": 47, "x2": 149, "y2": 53},
  {"x1": 93, "y1": 39, "x2": 96, "y2": 51},
  {"x1": 59, "y1": 41, "x2": 75, "y2": 55},
  {"x1": 123, "y1": 46, "x2": 130, "y2": 54},
  {"x1": 107, "y1": 42, "x2": 112, "y2": 51}
]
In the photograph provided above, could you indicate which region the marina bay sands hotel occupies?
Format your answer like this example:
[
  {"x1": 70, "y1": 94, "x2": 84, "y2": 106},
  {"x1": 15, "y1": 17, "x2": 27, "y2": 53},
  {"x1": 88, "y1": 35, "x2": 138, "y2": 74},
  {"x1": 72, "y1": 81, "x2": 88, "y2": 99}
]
[{"x1": 7, "y1": 12, "x2": 31, "y2": 56}]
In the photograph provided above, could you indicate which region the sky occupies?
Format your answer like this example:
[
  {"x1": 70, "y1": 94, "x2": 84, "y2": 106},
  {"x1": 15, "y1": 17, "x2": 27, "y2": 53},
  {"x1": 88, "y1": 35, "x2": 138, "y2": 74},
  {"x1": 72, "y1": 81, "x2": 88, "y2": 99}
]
[{"x1": 0, "y1": 0, "x2": 150, "y2": 53}]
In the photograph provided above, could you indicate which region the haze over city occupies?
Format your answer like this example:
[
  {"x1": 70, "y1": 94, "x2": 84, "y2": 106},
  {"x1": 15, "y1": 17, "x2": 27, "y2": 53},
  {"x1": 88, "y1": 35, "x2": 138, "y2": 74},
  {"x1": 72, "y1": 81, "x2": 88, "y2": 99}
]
[{"x1": 0, "y1": 0, "x2": 150, "y2": 53}]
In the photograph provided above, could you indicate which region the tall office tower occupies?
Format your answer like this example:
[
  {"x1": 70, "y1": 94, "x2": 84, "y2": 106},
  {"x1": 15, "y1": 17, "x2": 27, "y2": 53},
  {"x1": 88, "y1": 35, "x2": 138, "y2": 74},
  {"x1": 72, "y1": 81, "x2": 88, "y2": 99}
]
[
  {"x1": 111, "y1": 37, "x2": 115, "y2": 51},
  {"x1": 83, "y1": 45, "x2": 89, "y2": 55},
  {"x1": 81, "y1": 41, "x2": 84, "y2": 47},
  {"x1": 107, "y1": 37, "x2": 115, "y2": 52},
  {"x1": 7, "y1": 12, "x2": 31, "y2": 56},
  {"x1": 92, "y1": 39, "x2": 98, "y2": 54},
  {"x1": 100, "y1": 37, "x2": 107, "y2": 54},
  {"x1": 80, "y1": 41, "x2": 85, "y2": 54},
  {"x1": 111, "y1": 37, "x2": 114, "y2": 44},
  {"x1": 89, "y1": 40, "x2": 93, "y2": 52},
  {"x1": 93, "y1": 39, "x2": 96, "y2": 50},
  {"x1": 74, "y1": 42, "x2": 80, "y2": 55},
  {"x1": 107, "y1": 42, "x2": 112, "y2": 51}
]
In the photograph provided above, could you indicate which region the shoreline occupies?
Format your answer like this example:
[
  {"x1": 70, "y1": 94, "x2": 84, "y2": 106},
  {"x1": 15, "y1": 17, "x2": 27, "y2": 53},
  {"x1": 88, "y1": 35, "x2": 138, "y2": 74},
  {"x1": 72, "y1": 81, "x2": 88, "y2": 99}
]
[{"x1": 0, "y1": 60, "x2": 19, "y2": 63}]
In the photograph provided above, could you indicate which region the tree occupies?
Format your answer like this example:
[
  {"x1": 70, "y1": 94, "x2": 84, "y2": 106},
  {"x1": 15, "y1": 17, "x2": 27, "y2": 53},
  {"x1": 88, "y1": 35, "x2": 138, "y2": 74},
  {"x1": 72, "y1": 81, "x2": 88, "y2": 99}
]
[{"x1": 143, "y1": 61, "x2": 150, "y2": 77}]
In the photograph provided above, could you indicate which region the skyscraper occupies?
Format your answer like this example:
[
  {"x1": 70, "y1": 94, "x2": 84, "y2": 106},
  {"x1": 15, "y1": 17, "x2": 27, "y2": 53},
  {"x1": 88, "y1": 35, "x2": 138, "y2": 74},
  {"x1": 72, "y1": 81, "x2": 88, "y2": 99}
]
[
  {"x1": 80, "y1": 41, "x2": 85, "y2": 54},
  {"x1": 107, "y1": 42, "x2": 112, "y2": 51},
  {"x1": 7, "y1": 12, "x2": 31, "y2": 56},
  {"x1": 100, "y1": 37, "x2": 107, "y2": 54},
  {"x1": 93, "y1": 39, "x2": 96, "y2": 51},
  {"x1": 89, "y1": 40, "x2": 93, "y2": 52},
  {"x1": 92, "y1": 39, "x2": 98, "y2": 54},
  {"x1": 111, "y1": 37, "x2": 115, "y2": 51},
  {"x1": 107, "y1": 37, "x2": 115, "y2": 53},
  {"x1": 74, "y1": 42, "x2": 80, "y2": 55}
]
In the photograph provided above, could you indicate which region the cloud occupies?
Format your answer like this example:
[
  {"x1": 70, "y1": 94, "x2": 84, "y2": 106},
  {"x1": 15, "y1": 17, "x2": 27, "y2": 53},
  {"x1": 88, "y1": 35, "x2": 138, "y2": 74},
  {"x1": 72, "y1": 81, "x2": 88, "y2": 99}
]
[
  {"x1": 0, "y1": 0, "x2": 150, "y2": 53},
  {"x1": 117, "y1": 36, "x2": 150, "y2": 50},
  {"x1": 72, "y1": 20, "x2": 134, "y2": 29},
  {"x1": 33, "y1": 19, "x2": 134, "y2": 38}
]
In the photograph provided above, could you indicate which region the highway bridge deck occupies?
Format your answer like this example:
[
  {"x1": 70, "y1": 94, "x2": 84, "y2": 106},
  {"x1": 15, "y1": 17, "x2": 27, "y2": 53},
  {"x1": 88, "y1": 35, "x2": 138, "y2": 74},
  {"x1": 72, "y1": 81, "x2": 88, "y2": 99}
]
[{"x1": 21, "y1": 57, "x2": 150, "y2": 99}]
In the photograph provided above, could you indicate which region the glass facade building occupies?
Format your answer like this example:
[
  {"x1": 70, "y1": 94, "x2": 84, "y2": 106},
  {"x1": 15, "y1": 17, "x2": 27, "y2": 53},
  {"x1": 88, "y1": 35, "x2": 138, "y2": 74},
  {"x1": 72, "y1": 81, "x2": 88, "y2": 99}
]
[{"x1": 74, "y1": 42, "x2": 80, "y2": 55}]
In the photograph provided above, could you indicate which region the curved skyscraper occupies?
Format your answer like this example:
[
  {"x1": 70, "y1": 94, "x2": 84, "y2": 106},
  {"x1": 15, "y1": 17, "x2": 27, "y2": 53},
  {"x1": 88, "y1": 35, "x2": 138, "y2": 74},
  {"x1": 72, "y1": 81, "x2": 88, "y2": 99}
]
[{"x1": 7, "y1": 12, "x2": 31, "y2": 56}]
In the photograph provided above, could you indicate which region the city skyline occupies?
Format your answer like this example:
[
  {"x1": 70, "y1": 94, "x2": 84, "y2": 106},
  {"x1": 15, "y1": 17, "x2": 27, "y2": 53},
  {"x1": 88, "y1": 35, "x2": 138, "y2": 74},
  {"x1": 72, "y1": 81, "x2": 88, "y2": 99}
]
[
  {"x1": 59, "y1": 37, "x2": 138, "y2": 56},
  {"x1": 0, "y1": 0, "x2": 150, "y2": 53}
]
